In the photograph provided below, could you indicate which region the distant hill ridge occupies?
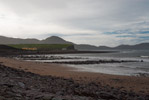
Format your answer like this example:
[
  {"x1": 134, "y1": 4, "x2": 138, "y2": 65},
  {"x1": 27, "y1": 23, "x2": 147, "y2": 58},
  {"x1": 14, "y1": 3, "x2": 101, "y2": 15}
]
[
  {"x1": 0, "y1": 36, "x2": 72, "y2": 44},
  {"x1": 77, "y1": 43, "x2": 149, "y2": 50},
  {"x1": 0, "y1": 35, "x2": 149, "y2": 50}
]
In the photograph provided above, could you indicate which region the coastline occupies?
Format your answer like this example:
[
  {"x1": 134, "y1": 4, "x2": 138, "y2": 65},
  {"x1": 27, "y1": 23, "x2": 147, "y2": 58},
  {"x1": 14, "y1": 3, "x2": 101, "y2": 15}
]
[
  {"x1": 0, "y1": 57, "x2": 149, "y2": 95},
  {"x1": 0, "y1": 49, "x2": 117, "y2": 57}
]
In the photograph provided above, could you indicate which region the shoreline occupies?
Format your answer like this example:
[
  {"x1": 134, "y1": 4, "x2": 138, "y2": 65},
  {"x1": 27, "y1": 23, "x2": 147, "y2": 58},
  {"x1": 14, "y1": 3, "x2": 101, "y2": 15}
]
[
  {"x1": 1, "y1": 63, "x2": 148, "y2": 100},
  {"x1": 0, "y1": 50, "x2": 117, "y2": 57},
  {"x1": 0, "y1": 57, "x2": 149, "y2": 95}
]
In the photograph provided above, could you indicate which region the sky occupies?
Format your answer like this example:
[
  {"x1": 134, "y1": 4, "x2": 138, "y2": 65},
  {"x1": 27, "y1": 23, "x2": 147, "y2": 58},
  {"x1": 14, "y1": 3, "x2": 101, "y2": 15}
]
[{"x1": 0, "y1": 0, "x2": 149, "y2": 47}]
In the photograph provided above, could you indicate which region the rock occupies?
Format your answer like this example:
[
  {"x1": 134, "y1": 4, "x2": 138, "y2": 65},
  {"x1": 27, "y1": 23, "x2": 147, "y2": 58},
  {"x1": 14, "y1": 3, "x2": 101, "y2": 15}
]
[
  {"x1": 42, "y1": 94, "x2": 54, "y2": 100},
  {"x1": 14, "y1": 97, "x2": 22, "y2": 100},
  {"x1": 136, "y1": 96, "x2": 145, "y2": 100},
  {"x1": 5, "y1": 98, "x2": 13, "y2": 100},
  {"x1": 15, "y1": 94, "x2": 22, "y2": 97},
  {"x1": 56, "y1": 91, "x2": 64, "y2": 95},
  {"x1": 0, "y1": 96, "x2": 6, "y2": 100},
  {"x1": 34, "y1": 94, "x2": 44, "y2": 99},
  {"x1": 52, "y1": 97, "x2": 64, "y2": 100},
  {"x1": 18, "y1": 82, "x2": 25, "y2": 88},
  {"x1": 0, "y1": 83, "x2": 14, "y2": 88},
  {"x1": 0, "y1": 63, "x2": 148, "y2": 100},
  {"x1": 99, "y1": 92, "x2": 117, "y2": 99}
]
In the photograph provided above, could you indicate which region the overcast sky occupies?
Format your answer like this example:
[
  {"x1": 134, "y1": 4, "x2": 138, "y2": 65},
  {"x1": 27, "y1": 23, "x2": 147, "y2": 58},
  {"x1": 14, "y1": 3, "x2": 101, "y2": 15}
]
[{"x1": 0, "y1": 0, "x2": 149, "y2": 46}]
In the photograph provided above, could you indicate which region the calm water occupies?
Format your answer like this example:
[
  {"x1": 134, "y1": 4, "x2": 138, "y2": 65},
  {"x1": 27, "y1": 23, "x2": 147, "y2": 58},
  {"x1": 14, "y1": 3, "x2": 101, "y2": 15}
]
[{"x1": 26, "y1": 50, "x2": 149, "y2": 76}]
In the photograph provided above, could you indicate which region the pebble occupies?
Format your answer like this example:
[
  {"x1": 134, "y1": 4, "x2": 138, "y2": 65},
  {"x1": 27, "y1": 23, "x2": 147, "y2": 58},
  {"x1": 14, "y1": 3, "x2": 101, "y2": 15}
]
[{"x1": 18, "y1": 82, "x2": 25, "y2": 88}]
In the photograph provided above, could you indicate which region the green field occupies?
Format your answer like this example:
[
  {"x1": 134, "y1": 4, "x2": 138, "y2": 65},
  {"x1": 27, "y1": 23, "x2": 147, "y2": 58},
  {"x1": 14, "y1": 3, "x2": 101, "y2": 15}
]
[{"x1": 8, "y1": 44, "x2": 74, "y2": 51}]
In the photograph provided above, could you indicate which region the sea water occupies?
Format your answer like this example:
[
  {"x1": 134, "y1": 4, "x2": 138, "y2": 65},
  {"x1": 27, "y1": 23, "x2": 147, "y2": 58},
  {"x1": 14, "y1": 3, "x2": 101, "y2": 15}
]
[{"x1": 25, "y1": 50, "x2": 149, "y2": 76}]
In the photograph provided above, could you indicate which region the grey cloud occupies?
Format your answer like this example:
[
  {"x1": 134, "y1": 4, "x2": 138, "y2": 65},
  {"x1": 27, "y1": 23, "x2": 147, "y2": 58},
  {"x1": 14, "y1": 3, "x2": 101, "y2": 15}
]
[{"x1": 0, "y1": 0, "x2": 149, "y2": 46}]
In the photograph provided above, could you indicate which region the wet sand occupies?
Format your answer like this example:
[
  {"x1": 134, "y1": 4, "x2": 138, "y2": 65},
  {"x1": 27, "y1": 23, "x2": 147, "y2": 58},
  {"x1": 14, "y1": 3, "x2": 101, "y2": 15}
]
[{"x1": 0, "y1": 57, "x2": 149, "y2": 94}]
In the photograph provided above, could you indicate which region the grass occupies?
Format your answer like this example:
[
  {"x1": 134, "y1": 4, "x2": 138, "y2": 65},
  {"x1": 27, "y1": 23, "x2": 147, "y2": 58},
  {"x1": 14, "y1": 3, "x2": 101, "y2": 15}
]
[{"x1": 8, "y1": 44, "x2": 73, "y2": 51}]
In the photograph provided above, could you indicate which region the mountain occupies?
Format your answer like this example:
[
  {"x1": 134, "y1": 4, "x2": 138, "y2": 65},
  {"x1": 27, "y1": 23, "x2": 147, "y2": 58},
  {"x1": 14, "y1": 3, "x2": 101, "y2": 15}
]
[
  {"x1": 114, "y1": 43, "x2": 149, "y2": 50},
  {"x1": 74, "y1": 44, "x2": 99, "y2": 51},
  {"x1": 0, "y1": 36, "x2": 40, "y2": 44},
  {"x1": 0, "y1": 36, "x2": 72, "y2": 44},
  {"x1": 75, "y1": 43, "x2": 149, "y2": 51},
  {"x1": 0, "y1": 35, "x2": 149, "y2": 50},
  {"x1": 98, "y1": 46, "x2": 111, "y2": 50},
  {"x1": 41, "y1": 36, "x2": 73, "y2": 44},
  {"x1": 0, "y1": 45, "x2": 18, "y2": 50}
]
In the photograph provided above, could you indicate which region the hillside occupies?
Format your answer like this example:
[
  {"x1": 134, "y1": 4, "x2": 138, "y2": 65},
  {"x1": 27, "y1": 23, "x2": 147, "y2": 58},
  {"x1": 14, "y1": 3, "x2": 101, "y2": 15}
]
[
  {"x1": 0, "y1": 45, "x2": 18, "y2": 50},
  {"x1": 74, "y1": 43, "x2": 149, "y2": 51},
  {"x1": 0, "y1": 35, "x2": 149, "y2": 50},
  {"x1": 74, "y1": 44, "x2": 99, "y2": 51},
  {"x1": 0, "y1": 36, "x2": 72, "y2": 44},
  {"x1": 0, "y1": 36, "x2": 40, "y2": 44},
  {"x1": 114, "y1": 43, "x2": 149, "y2": 50},
  {"x1": 8, "y1": 44, "x2": 74, "y2": 51},
  {"x1": 41, "y1": 36, "x2": 73, "y2": 44}
]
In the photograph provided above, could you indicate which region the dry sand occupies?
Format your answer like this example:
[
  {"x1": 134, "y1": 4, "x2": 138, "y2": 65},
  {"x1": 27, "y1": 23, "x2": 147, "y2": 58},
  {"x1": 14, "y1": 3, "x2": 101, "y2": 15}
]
[{"x1": 0, "y1": 57, "x2": 149, "y2": 94}]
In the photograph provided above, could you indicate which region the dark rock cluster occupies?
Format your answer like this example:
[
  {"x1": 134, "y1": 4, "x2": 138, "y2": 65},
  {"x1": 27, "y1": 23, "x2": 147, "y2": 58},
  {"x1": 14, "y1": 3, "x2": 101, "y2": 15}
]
[
  {"x1": 0, "y1": 64, "x2": 148, "y2": 100},
  {"x1": 49, "y1": 60, "x2": 140, "y2": 65},
  {"x1": 14, "y1": 55, "x2": 140, "y2": 65},
  {"x1": 15, "y1": 55, "x2": 83, "y2": 60}
]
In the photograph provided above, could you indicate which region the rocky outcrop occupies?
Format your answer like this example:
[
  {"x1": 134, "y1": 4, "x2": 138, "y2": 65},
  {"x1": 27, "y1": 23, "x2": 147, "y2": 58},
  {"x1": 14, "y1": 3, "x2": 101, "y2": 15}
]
[{"x1": 0, "y1": 64, "x2": 148, "y2": 100}]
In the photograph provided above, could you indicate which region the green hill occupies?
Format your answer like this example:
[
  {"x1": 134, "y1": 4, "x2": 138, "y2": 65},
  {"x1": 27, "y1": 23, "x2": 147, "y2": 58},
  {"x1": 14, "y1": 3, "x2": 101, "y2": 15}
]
[{"x1": 8, "y1": 44, "x2": 74, "y2": 51}]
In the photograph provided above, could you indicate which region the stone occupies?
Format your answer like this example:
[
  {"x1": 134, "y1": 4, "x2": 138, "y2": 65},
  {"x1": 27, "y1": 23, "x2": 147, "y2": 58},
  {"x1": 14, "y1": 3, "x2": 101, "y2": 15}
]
[
  {"x1": 18, "y1": 82, "x2": 25, "y2": 88},
  {"x1": 15, "y1": 94, "x2": 22, "y2": 97},
  {"x1": 0, "y1": 62, "x2": 148, "y2": 100},
  {"x1": 42, "y1": 94, "x2": 54, "y2": 100},
  {"x1": 0, "y1": 96, "x2": 6, "y2": 100},
  {"x1": 52, "y1": 97, "x2": 64, "y2": 100},
  {"x1": 99, "y1": 92, "x2": 117, "y2": 100}
]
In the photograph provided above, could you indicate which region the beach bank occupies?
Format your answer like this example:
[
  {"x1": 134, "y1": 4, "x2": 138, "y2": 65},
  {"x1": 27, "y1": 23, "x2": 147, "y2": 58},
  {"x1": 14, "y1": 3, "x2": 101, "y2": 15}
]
[{"x1": 0, "y1": 57, "x2": 149, "y2": 95}]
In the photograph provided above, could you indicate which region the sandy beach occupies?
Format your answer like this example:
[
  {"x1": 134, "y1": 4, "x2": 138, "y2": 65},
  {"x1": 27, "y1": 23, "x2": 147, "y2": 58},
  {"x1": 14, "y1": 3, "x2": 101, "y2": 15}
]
[{"x1": 0, "y1": 57, "x2": 149, "y2": 95}]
